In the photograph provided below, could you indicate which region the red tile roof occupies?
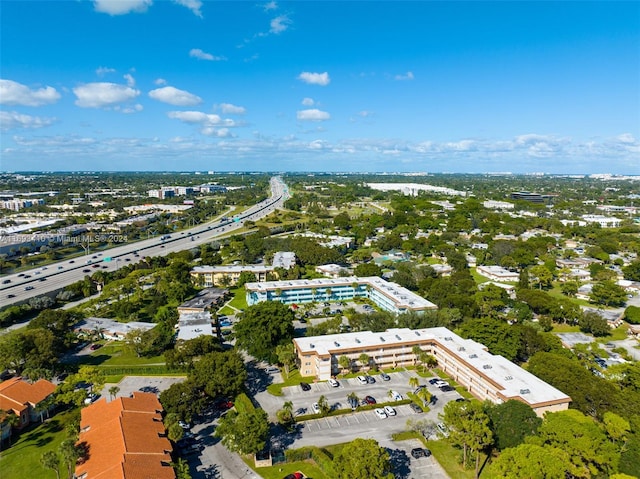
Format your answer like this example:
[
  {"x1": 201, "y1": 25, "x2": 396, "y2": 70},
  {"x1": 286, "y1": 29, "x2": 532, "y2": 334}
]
[
  {"x1": 0, "y1": 377, "x2": 56, "y2": 415},
  {"x1": 76, "y1": 392, "x2": 175, "y2": 479}
]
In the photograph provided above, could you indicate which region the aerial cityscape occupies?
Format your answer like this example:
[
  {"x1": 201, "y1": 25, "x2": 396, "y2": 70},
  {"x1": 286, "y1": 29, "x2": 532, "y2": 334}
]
[{"x1": 1, "y1": 1, "x2": 640, "y2": 479}]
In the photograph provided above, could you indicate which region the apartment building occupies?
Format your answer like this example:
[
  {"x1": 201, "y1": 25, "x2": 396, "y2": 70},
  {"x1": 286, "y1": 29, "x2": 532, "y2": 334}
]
[
  {"x1": 294, "y1": 327, "x2": 571, "y2": 417},
  {"x1": 0, "y1": 377, "x2": 56, "y2": 429},
  {"x1": 245, "y1": 276, "x2": 437, "y2": 314},
  {"x1": 75, "y1": 392, "x2": 175, "y2": 479},
  {"x1": 190, "y1": 252, "x2": 296, "y2": 287}
]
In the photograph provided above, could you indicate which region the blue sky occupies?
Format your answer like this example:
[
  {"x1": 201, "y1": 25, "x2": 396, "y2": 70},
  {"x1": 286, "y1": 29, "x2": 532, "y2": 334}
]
[{"x1": 1, "y1": 1, "x2": 639, "y2": 173}]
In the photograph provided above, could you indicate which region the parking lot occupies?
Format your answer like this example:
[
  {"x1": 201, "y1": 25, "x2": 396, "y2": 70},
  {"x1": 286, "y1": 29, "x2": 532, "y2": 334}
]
[{"x1": 100, "y1": 375, "x2": 187, "y2": 401}]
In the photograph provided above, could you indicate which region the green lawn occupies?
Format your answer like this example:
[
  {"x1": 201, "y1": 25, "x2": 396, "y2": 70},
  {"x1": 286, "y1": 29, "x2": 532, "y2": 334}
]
[
  {"x1": 0, "y1": 410, "x2": 76, "y2": 479},
  {"x1": 427, "y1": 439, "x2": 485, "y2": 479},
  {"x1": 73, "y1": 342, "x2": 165, "y2": 367},
  {"x1": 243, "y1": 458, "x2": 330, "y2": 479},
  {"x1": 227, "y1": 287, "x2": 248, "y2": 311}
]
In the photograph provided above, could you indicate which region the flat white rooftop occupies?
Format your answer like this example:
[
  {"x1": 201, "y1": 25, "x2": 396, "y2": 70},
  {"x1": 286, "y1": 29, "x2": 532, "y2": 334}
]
[
  {"x1": 294, "y1": 327, "x2": 571, "y2": 408},
  {"x1": 177, "y1": 312, "x2": 213, "y2": 341}
]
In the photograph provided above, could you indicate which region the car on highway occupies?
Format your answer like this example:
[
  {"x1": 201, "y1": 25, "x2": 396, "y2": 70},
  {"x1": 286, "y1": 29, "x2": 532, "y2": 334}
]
[
  {"x1": 82, "y1": 269, "x2": 90, "y2": 273},
  {"x1": 374, "y1": 408, "x2": 387, "y2": 419},
  {"x1": 1, "y1": 279, "x2": 10, "y2": 284},
  {"x1": 7, "y1": 294, "x2": 15, "y2": 298},
  {"x1": 58, "y1": 266, "x2": 64, "y2": 270},
  {"x1": 39, "y1": 278, "x2": 47, "y2": 282},
  {"x1": 25, "y1": 286, "x2": 35, "y2": 291}
]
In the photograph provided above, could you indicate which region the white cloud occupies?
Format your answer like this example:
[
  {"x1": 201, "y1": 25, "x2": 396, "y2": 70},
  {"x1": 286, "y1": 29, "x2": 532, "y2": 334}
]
[
  {"x1": 154, "y1": 78, "x2": 167, "y2": 86},
  {"x1": 616, "y1": 133, "x2": 636, "y2": 144},
  {"x1": 219, "y1": 103, "x2": 246, "y2": 114},
  {"x1": 270, "y1": 14, "x2": 291, "y2": 34},
  {"x1": 123, "y1": 73, "x2": 136, "y2": 87},
  {"x1": 149, "y1": 86, "x2": 202, "y2": 106},
  {"x1": 297, "y1": 109, "x2": 330, "y2": 121},
  {"x1": 119, "y1": 104, "x2": 144, "y2": 114},
  {"x1": 96, "y1": 66, "x2": 116, "y2": 76},
  {"x1": 358, "y1": 110, "x2": 374, "y2": 117},
  {"x1": 394, "y1": 71, "x2": 415, "y2": 81},
  {"x1": 73, "y1": 82, "x2": 140, "y2": 108},
  {"x1": 301, "y1": 97, "x2": 314, "y2": 106},
  {"x1": 0, "y1": 79, "x2": 61, "y2": 106},
  {"x1": 297, "y1": 72, "x2": 330, "y2": 86},
  {"x1": 173, "y1": 0, "x2": 202, "y2": 17},
  {"x1": 189, "y1": 48, "x2": 226, "y2": 61},
  {"x1": 264, "y1": 1, "x2": 278, "y2": 11},
  {"x1": 0, "y1": 111, "x2": 56, "y2": 130},
  {"x1": 93, "y1": 0, "x2": 152, "y2": 15}
]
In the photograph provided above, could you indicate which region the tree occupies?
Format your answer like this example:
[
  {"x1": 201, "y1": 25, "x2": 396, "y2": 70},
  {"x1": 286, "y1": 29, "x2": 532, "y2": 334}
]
[
  {"x1": 234, "y1": 301, "x2": 295, "y2": 363},
  {"x1": 442, "y1": 400, "x2": 493, "y2": 477},
  {"x1": 317, "y1": 395, "x2": 330, "y2": 416},
  {"x1": 488, "y1": 443, "x2": 571, "y2": 479},
  {"x1": 214, "y1": 408, "x2": 269, "y2": 455},
  {"x1": 192, "y1": 350, "x2": 247, "y2": 400},
  {"x1": 529, "y1": 409, "x2": 619, "y2": 477},
  {"x1": 172, "y1": 458, "x2": 191, "y2": 479},
  {"x1": 59, "y1": 439, "x2": 80, "y2": 479},
  {"x1": 276, "y1": 401, "x2": 294, "y2": 428},
  {"x1": 275, "y1": 344, "x2": 296, "y2": 377},
  {"x1": 358, "y1": 353, "x2": 370, "y2": 372},
  {"x1": 486, "y1": 400, "x2": 541, "y2": 450},
  {"x1": 40, "y1": 450, "x2": 61, "y2": 479},
  {"x1": 579, "y1": 310, "x2": 611, "y2": 337},
  {"x1": 108, "y1": 385, "x2": 120, "y2": 400},
  {"x1": 408, "y1": 376, "x2": 419, "y2": 390},
  {"x1": 159, "y1": 379, "x2": 207, "y2": 422},
  {"x1": 167, "y1": 422, "x2": 184, "y2": 443},
  {"x1": 338, "y1": 355, "x2": 351, "y2": 375},
  {"x1": 415, "y1": 387, "x2": 432, "y2": 407},
  {"x1": 622, "y1": 260, "x2": 640, "y2": 281},
  {"x1": 530, "y1": 265, "x2": 554, "y2": 290},
  {"x1": 590, "y1": 281, "x2": 627, "y2": 307},
  {"x1": 458, "y1": 317, "x2": 521, "y2": 362},
  {"x1": 354, "y1": 262, "x2": 382, "y2": 278},
  {"x1": 333, "y1": 438, "x2": 394, "y2": 479}
]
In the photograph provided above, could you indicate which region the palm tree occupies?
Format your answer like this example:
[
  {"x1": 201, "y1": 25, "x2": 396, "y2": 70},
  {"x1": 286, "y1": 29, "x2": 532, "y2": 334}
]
[
  {"x1": 420, "y1": 352, "x2": 437, "y2": 372},
  {"x1": 40, "y1": 450, "x2": 61, "y2": 479},
  {"x1": 408, "y1": 376, "x2": 419, "y2": 390},
  {"x1": 317, "y1": 395, "x2": 330, "y2": 416},
  {"x1": 108, "y1": 386, "x2": 120, "y2": 400},
  {"x1": 338, "y1": 355, "x2": 351, "y2": 376},
  {"x1": 325, "y1": 288, "x2": 332, "y2": 300},
  {"x1": 347, "y1": 392, "x2": 359, "y2": 409},
  {"x1": 415, "y1": 387, "x2": 432, "y2": 407},
  {"x1": 359, "y1": 353, "x2": 370, "y2": 372},
  {"x1": 59, "y1": 439, "x2": 79, "y2": 479},
  {"x1": 412, "y1": 346, "x2": 423, "y2": 367}
]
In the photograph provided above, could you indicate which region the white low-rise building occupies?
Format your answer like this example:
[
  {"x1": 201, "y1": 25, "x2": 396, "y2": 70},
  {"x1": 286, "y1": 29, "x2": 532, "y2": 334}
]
[
  {"x1": 476, "y1": 265, "x2": 519, "y2": 282},
  {"x1": 294, "y1": 327, "x2": 571, "y2": 417}
]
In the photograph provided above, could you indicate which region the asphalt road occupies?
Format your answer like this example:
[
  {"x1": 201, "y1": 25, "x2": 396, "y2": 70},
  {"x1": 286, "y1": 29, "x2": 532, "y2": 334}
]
[{"x1": 0, "y1": 177, "x2": 288, "y2": 305}]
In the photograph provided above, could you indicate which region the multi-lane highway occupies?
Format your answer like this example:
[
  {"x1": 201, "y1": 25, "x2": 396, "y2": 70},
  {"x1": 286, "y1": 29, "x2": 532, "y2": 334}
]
[{"x1": 0, "y1": 177, "x2": 289, "y2": 306}]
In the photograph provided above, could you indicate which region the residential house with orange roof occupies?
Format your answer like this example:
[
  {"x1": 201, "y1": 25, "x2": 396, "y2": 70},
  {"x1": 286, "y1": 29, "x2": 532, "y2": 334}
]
[
  {"x1": 0, "y1": 376, "x2": 56, "y2": 430},
  {"x1": 75, "y1": 391, "x2": 176, "y2": 479}
]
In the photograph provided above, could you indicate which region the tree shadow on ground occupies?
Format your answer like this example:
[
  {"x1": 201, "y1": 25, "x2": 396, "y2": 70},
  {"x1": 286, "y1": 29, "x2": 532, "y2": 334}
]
[{"x1": 388, "y1": 447, "x2": 411, "y2": 479}]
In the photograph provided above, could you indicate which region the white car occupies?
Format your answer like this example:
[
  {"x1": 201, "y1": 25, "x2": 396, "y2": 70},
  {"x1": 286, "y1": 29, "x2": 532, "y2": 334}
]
[
  {"x1": 384, "y1": 405, "x2": 396, "y2": 416},
  {"x1": 390, "y1": 390, "x2": 403, "y2": 401},
  {"x1": 437, "y1": 422, "x2": 450, "y2": 437},
  {"x1": 434, "y1": 380, "x2": 448, "y2": 388},
  {"x1": 356, "y1": 375, "x2": 368, "y2": 385},
  {"x1": 374, "y1": 408, "x2": 388, "y2": 419},
  {"x1": 328, "y1": 378, "x2": 339, "y2": 387},
  {"x1": 312, "y1": 402, "x2": 321, "y2": 414}
]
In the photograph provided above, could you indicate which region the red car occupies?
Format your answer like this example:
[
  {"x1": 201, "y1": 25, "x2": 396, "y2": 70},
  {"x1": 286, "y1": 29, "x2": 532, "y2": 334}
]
[{"x1": 283, "y1": 473, "x2": 303, "y2": 479}]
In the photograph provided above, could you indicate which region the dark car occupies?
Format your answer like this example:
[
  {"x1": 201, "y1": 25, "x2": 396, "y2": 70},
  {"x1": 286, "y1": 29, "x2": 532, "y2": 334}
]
[
  {"x1": 440, "y1": 385, "x2": 455, "y2": 392},
  {"x1": 283, "y1": 473, "x2": 303, "y2": 479},
  {"x1": 428, "y1": 378, "x2": 440, "y2": 385},
  {"x1": 364, "y1": 395, "x2": 376, "y2": 405},
  {"x1": 299, "y1": 382, "x2": 311, "y2": 391},
  {"x1": 365, "y1": 375, "x2": 376, "y2": 384},
  {"x1": 7, "y1": 294, "x2": 16, "y2": 298},
  {"x1": 380, "y1": 372, "x2": 390, "y2": 381},
  {"x1": 2, "y1": 279, "x2": 10, "y2": 284},
  {"x1": 347, "y1": 395, "x2": 358, "y2": 410},
  {"x1": 25, "y1": 285, "x2": 35, "y2": 291},
  {"x1": 411, "y1": 447, "x2": 431, "y2": 459},
  {"x1": 410, "y1": 403, "x2": 423, "y2": 413},
  {"x1": 455, "y1": 397, "x2": 468, "y2": 402}
]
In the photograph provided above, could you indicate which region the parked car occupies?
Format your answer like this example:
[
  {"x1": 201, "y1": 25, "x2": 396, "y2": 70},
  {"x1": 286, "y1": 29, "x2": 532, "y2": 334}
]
[
  {"x1": 178, "y1": 420, "x2": 191, "y2": 430},
  {"x1": 364, "y1": 395, "x2": 376, "y2": 405},
  {"x1": 411, "y1": 447, "x2": 431, "y2": 459},
  {"x1": 437, "y1": 422, "x2": 450, "y2": 437},
  {"x1": 356, "y1": 375, "x2": 368, "y2": 385},
  {"x1": 365, "y1": 375, "x2": 376, "y2": 384},
  {"x1": 410, "y1": 403, "x2": 423, "y2": 413},
  {"x1": 439, "y1": 385, "x2": 455, "y2": 392},
  {"x1": 311, "y1": 402, "x2": 321, "y2": 414},
  {"x1": 347, "y1": 395, "x2": 358, "y2": 409},
  {"x1": 380, "y1": 372, "x2": 390, "y2": 381},
  {"x1": 283, "y1": 473, "x2": 303, "y2": 479},
  {"x1": 390, "y1": 390, "x2": 403, "y2": 401},
  {"x1": 428, "y1": 378, "x2": 440, "y2": 385},
  {"x1": 328, "y1": 378, "x2": 339, "y2": 387},
  {"x1": 299, "y1": 382, "x2": 311, "y2": 391},
  {"x1": 374, "y1": 408, "x2": 387, "y2": 419},
  {"x1": 265, "y1": 366, "x2": 280, "y2": 374},
  {"x1": 383, "y1": 405, "x2": 396, "y2": 416}
]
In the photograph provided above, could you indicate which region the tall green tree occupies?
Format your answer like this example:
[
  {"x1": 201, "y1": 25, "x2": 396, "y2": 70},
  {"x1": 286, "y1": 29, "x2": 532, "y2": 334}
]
[
  {"x1": 191, "y1": 350, "x2": 247, "y2": 400},
  {"x1": 333, "y1": 438, "x2": 394, "y2": 479},
  {"x1": 214, "y1": 408, "x2": 269, "y2": 455},
  {"x1": 40, "y1": 450, "x2": 61, "y2": 479},
  {"x1": 488, "y1": 443, "x2": 571, "y2": 479},
  {"x1": 234, "y1": 301, "x2": 295, "y2": 363},
  {"x1": 486, "y1": 400, "x2": 542, "y2": 450}
]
